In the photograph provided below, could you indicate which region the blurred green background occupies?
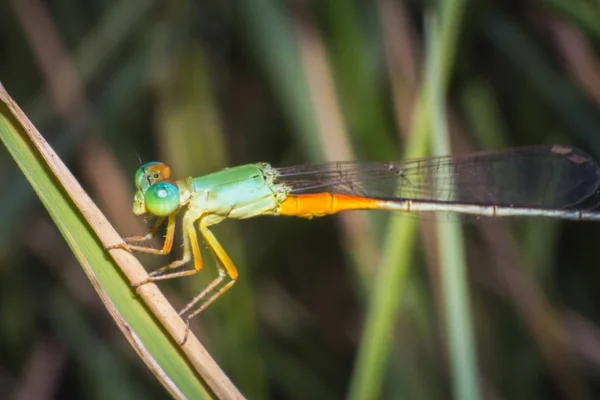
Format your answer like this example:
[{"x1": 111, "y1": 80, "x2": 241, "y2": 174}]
[{"x1": 2, "y1": 0, "x2": 600, "y2": 399}]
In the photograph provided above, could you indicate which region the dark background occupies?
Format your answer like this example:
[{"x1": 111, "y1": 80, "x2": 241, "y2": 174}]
[{"x1": 1, "y1": 0, "x2": 600, "y2": 399}]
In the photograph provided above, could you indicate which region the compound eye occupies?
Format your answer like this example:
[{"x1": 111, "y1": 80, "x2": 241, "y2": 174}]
[
  {"x1": 135, "y1": 162, "x2": 171, "y2": 190},
  {"x1": 144, "y1": 182, "x2": 180, "y2": 216}
]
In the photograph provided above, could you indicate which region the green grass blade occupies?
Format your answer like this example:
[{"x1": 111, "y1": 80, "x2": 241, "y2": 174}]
[{"x1": 0, "y1": 83, "x2": 242, "y2": 399}]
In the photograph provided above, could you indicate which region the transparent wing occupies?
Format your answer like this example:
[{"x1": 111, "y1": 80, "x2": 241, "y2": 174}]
[{"x1": 274, "y1": 145, "x2": 600, "y2": 210}]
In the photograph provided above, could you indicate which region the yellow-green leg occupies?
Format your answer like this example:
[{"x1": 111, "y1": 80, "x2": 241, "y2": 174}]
[
  {"x1": 107, "y1": 214, "x2": 175, "y2": 256},
  {"x1": 178, "y1": 217, "x2": 239, "y2": 344},
  {"x1": 133, "y1": 208, "x2": 205, "y2": 287},
  {"x1": 110, "y1": 208, "x2": 240, "y2": 345}
]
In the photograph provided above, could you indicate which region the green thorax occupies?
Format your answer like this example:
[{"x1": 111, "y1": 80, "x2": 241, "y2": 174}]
[{"x1": 181, "y1": 163, "x2": 289, "y2": 219}]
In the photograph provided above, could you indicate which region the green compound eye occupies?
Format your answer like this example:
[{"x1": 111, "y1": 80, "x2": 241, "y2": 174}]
[{"x1": 144, "y1": 182, "x2": 180, "y2": 216}]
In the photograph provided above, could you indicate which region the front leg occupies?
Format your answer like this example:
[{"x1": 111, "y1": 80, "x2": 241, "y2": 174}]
[
  {"x1": 108, "y1": 213, "x2": 176, "y2": 256},
  {"x1": 133, "y1": 208, "x2": 205, "y2": 287},
  {"x1": 121, "y1": 216, "x2": 166, "y2": 244}
]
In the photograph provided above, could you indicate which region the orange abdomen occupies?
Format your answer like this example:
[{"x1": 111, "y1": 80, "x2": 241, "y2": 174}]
[{"x1": 277, "y1": 193, "x2": 389, "y2": 218}]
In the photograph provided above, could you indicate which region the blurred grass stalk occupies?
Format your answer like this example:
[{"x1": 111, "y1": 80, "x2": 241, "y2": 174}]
[
  {"x1": 427, "y1": 13, "x2": 479, "y2": 400},
  {"x1": 348, "y1": 0, "x2": 467, "y2": 398}
]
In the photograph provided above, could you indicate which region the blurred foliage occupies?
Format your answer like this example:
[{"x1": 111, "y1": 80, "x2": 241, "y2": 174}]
[{"x1": 1, "y1": 0, "x2": 600, "y2": 399}]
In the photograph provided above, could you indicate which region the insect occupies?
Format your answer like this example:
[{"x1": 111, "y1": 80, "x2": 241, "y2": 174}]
[{"x1": 110, "y1": 145, "x2": 600, "y2": 343}]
